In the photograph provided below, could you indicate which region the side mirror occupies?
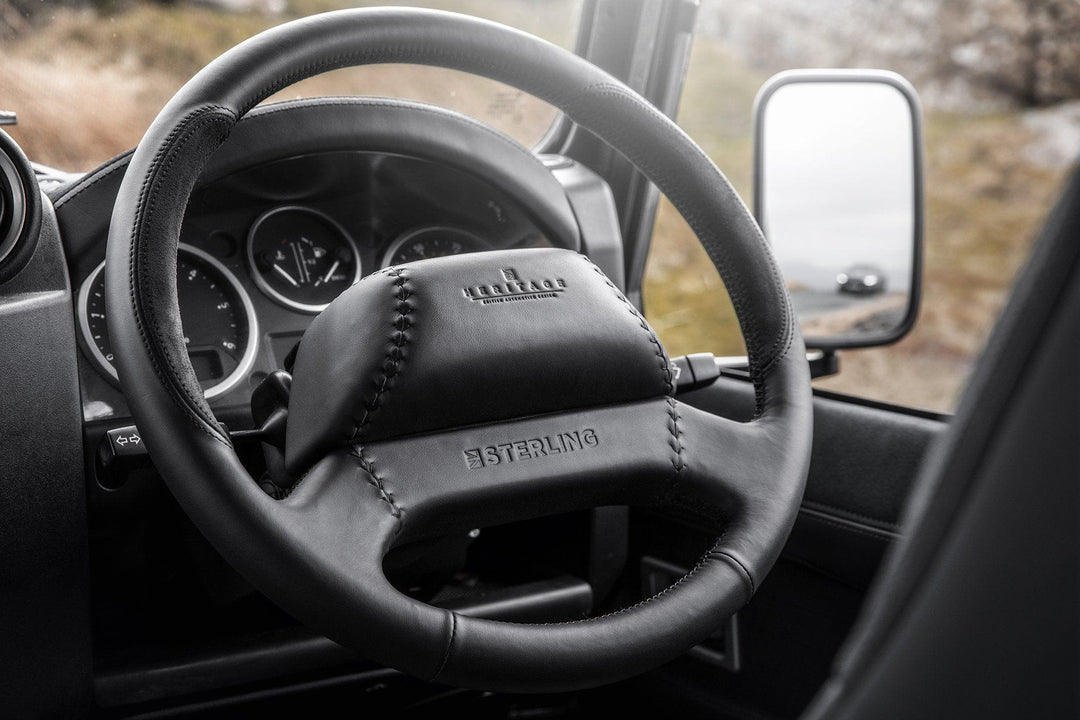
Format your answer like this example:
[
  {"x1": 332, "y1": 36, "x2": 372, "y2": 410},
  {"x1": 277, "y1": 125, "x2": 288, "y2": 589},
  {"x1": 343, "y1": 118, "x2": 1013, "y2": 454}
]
[{"x1": 753, "y1": 70, "x2": 923, "y2": 350}]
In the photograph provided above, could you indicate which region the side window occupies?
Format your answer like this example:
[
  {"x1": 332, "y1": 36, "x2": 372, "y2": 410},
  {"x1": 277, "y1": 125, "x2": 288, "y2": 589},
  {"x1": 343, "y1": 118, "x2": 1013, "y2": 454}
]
[{"x1": 644, "y1": 1, "x2": 1078, "y2": 412}]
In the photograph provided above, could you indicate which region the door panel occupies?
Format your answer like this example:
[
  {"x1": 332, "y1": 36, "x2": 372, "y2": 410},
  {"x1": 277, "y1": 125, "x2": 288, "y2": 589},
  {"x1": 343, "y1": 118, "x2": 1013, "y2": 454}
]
[{"x1": 624, "y1": 372, "x2": 945, "y2": 719}]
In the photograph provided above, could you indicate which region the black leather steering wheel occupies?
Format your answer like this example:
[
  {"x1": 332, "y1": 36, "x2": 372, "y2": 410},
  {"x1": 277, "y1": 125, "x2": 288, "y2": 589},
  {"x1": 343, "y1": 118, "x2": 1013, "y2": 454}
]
[{"x1": 104, "y1": 8, "x2": 812, "y2": 693}]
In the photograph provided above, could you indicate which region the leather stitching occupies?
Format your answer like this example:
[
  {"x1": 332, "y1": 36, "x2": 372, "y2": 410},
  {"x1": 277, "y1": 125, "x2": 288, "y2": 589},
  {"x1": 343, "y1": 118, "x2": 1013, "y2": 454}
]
[
  {"x1": 574, "y1": 82, "x2": 797, "y2": 416},
  {"x1": 753, "y1": 310, "x2": 797, "y2": 419},
  {"x1": 666, "y1": 397, "x2": 684, "y2": 473},
  {"x1": 431, "y1": 611, "x2": 458, "y2": 683},
  {"x1": 582, "y1": 256, "x2": 673, "y2": 396},
  {"x1": 528, "y1": 535, "x2": 744, "y2": 627},
  {"x1": 128, "y1": 104, "x2": 237, "y2": 445},
  {"x1": 350, "y1": 267, "x2": 413, "y2": 443},
  {"x1": 574, "y1": 84, "x2": 761, "y2": 366},
  {"x1": 52, "y1": 149, "x2": 134, "y2": 209},
  {"x1": 351, "y1": 444, "x2": 403, "y2": 524}
]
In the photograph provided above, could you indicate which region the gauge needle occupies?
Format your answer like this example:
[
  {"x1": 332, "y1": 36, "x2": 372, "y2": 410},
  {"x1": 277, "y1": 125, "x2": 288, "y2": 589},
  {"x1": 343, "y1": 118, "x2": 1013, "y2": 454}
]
[
  {"x1": 272, "y1": 263, "x2": 300, "y2": 287},
  {"x1": 320, "y1": 260, "x2": 341, "y2": 286}
]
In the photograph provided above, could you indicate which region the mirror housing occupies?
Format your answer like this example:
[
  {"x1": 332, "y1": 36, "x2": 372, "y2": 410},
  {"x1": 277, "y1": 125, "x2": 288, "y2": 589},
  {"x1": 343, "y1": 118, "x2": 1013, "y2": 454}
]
[{"x1": 753, "y1": 70, "x2": 924, "y2": 351}]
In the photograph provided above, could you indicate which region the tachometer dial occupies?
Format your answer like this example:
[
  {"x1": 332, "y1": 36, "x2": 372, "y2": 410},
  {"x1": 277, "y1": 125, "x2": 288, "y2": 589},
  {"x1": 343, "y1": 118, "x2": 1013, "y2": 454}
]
[
  {"x1": 247, "y1": 206, "x2": 361, "y2": 313},
  {"x1": 382, "y1": 226, "x2": 490, "y2": 267},
  {"x1": 77, "y1": 245, "x2": 259, "y2": 400}
]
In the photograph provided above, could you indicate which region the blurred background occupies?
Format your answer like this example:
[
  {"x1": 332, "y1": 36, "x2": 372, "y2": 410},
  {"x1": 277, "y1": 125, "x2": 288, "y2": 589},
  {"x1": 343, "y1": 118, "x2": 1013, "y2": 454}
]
[{"x1": 2, "y1": 0, "x2": 1077, "y2": 411}]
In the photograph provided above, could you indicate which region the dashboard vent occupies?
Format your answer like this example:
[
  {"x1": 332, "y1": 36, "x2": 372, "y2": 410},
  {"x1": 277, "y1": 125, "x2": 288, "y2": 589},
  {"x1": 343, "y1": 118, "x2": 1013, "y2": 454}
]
[{"x1": 0, "y1": 124, "x2": 41, "y2": 283}]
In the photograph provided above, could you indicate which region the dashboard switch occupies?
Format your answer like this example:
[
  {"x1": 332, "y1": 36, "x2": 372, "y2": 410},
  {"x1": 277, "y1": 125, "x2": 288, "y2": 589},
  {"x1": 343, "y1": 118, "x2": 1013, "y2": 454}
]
[
  {"x1": 97, "y1": 425, "x2": 152, "y2": 490},
  {"x1": 101, "y1": 425, "x2": 148, "y2": 464}
]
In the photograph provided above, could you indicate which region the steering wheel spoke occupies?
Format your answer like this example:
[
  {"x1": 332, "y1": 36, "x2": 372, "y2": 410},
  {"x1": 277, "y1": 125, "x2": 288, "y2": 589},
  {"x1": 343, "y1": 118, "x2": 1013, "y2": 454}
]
[
  {"x1": 349, "y1": 398, "x2": 678, "y2": 540},
  {"x1": 273, "y1": 396, "x2": 780, "y2": 690}
]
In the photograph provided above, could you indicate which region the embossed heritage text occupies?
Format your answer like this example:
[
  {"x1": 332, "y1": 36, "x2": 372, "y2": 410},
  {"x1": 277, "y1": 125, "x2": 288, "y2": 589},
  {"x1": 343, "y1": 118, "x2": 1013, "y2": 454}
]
[{"x1": 462, "y1": 267, "x2": 567, "y2": 305}]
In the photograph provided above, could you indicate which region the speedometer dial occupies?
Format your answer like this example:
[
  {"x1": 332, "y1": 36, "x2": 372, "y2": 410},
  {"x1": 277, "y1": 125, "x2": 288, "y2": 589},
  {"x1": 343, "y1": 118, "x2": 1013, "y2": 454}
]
[
  {"x1": 382, "y1": 226, "x2": 489, "y2": 267},
  {"x1": 247, "y1": 206, "x2": 361, "y2": 313},
  {"x1": 77, "y1": 245, "x2": 258, "y2": 400}
]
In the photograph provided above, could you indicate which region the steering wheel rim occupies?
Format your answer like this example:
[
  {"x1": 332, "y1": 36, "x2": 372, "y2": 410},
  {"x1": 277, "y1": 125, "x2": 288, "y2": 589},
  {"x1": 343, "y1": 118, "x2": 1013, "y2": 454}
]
[{"x1": 104, "y1": 7, "x2": 812, "y2": 693}]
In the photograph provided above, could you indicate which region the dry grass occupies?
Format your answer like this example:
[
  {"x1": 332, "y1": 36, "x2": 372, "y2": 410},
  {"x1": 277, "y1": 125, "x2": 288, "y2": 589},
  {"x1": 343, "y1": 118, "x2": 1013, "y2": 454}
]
[
  {"x1": 0, "y1": 1, "x2": 578, "y2": 169},
  {"x1": 644, "y1": 37, "x2": 1073, "y2": 412},
  {"x1": 2, "y1": 4, "x2": 1071, "y2": 412},
  {"x1": 814, "y1": 111, "x2": 1067, "y2": 410}
]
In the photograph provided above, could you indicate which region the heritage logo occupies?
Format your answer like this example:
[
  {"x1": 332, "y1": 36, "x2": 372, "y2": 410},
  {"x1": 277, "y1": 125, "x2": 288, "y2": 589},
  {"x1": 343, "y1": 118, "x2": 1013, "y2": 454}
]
[
  {"x1": 462, "y1": 267, "x2": 567, "y2": 305},
  {"x1": 463, "y1": 428, "x2": 599, "y2": 470}
]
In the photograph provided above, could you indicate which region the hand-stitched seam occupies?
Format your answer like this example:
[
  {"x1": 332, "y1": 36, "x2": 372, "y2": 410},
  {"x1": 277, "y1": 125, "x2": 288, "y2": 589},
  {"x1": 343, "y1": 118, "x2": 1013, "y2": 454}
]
[
  {"x1": 666, "y1": 397, "x2": 684, "y2": 474},
  {"x1": 350, "y1": 444, "x2": 403, "y2": 524},
  {"x1": 574, "y1": 85, "x2": 760, "y2": 368},
  {"x1": 350, "y1": 267, "x2": 413, "y2": 443},
  {"x1": 431, "y1": 611, "x2": 458, "y2": 683},
  {"x1": 129, "y1": 105, "x2": 237, "y2": 446},
  {"x1": 271, "y1": 451, "x2": 323, "y2": 500},
  {"x1": 527, "y1": 534, "x2": 729, "y2": 627},
  {"x1": 605, "y1": 82, "x2": 792, "y2": 373},
  {"x1": 52, "y1": 150, "x2": 134, "y2": 209},
  {"x1": 575, "y1": 83, "x2": 798, "y2": 415},
  {"x1": 752, "y1": 310, "x2": 797, "y2": 420},
  {"x1": 135, "y1": 109, "x2": 234, "y2": 436},
  {"x1": 582, "y1": 256, "x2": 673, "y2": 396}
]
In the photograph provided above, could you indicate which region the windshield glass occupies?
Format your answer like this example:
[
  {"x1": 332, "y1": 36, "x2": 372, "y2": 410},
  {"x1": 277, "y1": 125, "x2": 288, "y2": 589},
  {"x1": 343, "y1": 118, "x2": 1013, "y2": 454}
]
[{"x1": 0, "y1": 0, "x2": 581, "y2": 170}]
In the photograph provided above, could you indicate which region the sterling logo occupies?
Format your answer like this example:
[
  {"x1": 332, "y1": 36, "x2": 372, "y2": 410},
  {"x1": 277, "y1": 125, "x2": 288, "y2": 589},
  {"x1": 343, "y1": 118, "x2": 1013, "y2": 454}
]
[
  {"x1": 464, "y1": 428, "x2": 599, "y2": 469},
  {"x1": 462, "y1": 267, "x2": 567, "y2": 305}
]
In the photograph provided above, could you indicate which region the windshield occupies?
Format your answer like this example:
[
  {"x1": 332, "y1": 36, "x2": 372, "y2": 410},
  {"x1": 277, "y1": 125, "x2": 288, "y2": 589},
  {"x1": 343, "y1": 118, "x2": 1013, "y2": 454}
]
[{"x1": 0, "y1": 0, "x2": 582, "y2": 171}]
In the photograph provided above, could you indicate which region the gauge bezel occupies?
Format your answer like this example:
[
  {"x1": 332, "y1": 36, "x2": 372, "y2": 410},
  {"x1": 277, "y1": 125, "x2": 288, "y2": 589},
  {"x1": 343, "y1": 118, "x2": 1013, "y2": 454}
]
[
  {"x1": 380, "y1": 225, "x2": 491, "y2": 269},
  {"x1": 246, "y1": 205, "x2": 362, "y2": 314},
  {"x1": 0, "y1": 150, "x2": 26, "y2": 266},
  {"x1": 77, "y1": 243, "x2": 260, "y2": 401}
]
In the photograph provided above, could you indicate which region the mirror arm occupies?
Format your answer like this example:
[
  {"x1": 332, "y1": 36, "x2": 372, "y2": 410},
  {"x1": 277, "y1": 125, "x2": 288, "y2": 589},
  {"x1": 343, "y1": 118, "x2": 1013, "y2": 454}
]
[{"x1": 806, "y1": 349, "x2": 839, "y2": 379}]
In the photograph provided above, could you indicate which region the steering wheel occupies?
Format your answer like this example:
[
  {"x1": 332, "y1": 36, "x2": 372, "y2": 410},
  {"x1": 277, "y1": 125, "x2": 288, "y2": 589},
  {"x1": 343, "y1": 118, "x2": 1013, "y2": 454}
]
[{"x1": 104, "y1": 8, "x2": 812, "y2": 693}]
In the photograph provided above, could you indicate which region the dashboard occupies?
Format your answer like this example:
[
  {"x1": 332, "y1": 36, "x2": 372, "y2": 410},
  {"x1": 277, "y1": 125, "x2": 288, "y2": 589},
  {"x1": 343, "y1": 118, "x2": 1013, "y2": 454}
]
[
  {"x1": 20, "y1": 100, "x2": 624, "y2": 708},
  {"x1": 60, "y1": 149, "x2": 583, "y2": 424}
]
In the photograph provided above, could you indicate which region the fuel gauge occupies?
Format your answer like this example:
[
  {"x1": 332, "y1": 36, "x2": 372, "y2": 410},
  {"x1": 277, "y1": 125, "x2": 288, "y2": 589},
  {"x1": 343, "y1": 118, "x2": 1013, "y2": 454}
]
[{"x1": 247, "y1": 206, "x2": 361, "y2": 313}]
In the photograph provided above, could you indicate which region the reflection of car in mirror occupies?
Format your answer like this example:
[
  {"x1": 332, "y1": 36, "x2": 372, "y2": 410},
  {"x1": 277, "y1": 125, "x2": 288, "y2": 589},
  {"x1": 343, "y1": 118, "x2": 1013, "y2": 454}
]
[{"x1": 836, "y1": 264, "x2": 887, "y2": 295}]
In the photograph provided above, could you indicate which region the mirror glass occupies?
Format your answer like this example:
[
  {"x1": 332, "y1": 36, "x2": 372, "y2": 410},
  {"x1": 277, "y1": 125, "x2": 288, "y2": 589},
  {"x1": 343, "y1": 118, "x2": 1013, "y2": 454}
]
[{"x1": 756, "y1": 75, "x2": 920, "y2": 348}]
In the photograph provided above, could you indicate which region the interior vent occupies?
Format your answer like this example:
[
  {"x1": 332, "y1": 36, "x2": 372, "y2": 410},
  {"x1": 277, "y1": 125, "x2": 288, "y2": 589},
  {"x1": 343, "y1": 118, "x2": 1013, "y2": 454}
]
[{"x1": 0, "y1": 123, "x2": 42, "y2": 283}]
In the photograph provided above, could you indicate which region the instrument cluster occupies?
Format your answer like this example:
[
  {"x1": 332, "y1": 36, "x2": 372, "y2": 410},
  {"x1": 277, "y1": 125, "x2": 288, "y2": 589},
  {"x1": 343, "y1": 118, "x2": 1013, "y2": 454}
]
[{"x1": 73, "y1": 151, "x2": 552, "y2": 416}]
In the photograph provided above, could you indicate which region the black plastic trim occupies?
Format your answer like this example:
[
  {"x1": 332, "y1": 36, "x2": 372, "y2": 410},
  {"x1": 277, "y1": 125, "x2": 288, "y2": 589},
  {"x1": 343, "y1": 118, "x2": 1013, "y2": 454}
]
[
  {"x1": 94, "y1": 576, "x2": 594, "y2": 709},
  {"x1": 0, "y1": 128, "x2": 42, "y2": 283}
]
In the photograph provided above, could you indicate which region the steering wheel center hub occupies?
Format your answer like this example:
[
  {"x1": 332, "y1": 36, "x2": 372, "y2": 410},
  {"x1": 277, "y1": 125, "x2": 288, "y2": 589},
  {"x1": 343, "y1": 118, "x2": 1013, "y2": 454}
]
[{"x1": 285, "y1": 248, "x2": 673, "y2": 475}]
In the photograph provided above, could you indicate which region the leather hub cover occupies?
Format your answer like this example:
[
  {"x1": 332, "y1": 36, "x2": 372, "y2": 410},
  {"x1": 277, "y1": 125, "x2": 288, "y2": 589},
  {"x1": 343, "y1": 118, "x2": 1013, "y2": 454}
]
[{"x1": 286, "y1": 248, "x2": 672, "y2": 475}]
